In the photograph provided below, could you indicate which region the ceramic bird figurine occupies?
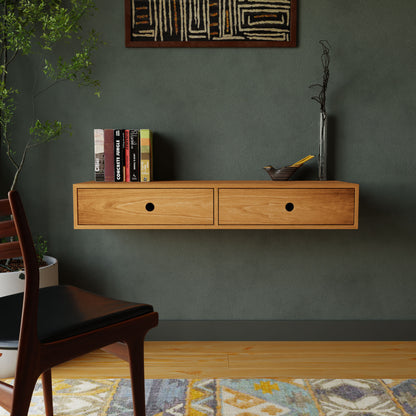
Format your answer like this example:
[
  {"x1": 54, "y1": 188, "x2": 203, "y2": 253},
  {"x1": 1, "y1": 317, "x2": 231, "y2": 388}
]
[
  {"x1": 264, "y1": 155, "x2": 315, "y2": 181},
  {"x1": 263, "y1": 165, "x2": 298, "y2": 180}
]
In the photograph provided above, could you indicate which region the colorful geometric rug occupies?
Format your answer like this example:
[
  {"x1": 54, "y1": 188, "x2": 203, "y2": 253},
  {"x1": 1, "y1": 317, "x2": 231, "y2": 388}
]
[{"x1": 0, "y1": 378, "x2": 415, "y2": 416}]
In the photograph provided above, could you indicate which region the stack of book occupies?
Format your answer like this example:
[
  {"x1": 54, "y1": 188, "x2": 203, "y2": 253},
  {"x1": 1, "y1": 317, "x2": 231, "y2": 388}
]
[{"x1": 94, "y1": 129, "x2": 153, "y2": 182}]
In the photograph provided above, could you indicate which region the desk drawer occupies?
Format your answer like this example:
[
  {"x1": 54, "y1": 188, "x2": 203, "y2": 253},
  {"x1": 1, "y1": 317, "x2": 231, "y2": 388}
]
[
  {"x1": 77, "y1": 188, "x2": 214, "y2": 226},
  {"x1": 218, "y1": 188, "x2": 356, "y2": 226}
]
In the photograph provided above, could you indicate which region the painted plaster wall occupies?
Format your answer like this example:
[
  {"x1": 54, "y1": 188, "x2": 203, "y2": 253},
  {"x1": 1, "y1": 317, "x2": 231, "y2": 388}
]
[{"x1": 2, "y1": 0, "x2": 415, "y2": 338}]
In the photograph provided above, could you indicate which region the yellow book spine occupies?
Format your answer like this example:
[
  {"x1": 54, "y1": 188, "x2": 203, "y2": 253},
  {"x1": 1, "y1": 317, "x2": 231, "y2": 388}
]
[{"x1": 140, "y1": 129, "x2": 153, "y2": 182}]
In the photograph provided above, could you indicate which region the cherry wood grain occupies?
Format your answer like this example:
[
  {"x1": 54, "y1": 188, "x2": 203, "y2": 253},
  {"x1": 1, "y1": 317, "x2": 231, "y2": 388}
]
[
  {"x1": 73, "y1": 181, "x2": 359, "y2": 230},
  {"x1": 0, "y1": 241, "x2": 21, "y2": 261},
  {"x1": 0, "y1": 200, "x2": 12, "y2": 216},
  {"x1": 0, "y1": 191, "x2": 158, "y2": 416},
  {"x1": 0, "y1": 220, "x2": 16, "y2": 239},
  {"x1": 219, "y1": 188, "x2": 355, "y2": 225},
  {"x1": 76, "y1": 188, "x2": 214, "y2": 226}
]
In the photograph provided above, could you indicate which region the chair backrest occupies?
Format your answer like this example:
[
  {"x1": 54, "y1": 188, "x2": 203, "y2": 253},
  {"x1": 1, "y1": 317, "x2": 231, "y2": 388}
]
[
  {"x1": 0, "y1": 191, "x2": 40, "y2": 349},
  {"x1": 0, "y1": 196, "x2": 21, "y2": 262}
]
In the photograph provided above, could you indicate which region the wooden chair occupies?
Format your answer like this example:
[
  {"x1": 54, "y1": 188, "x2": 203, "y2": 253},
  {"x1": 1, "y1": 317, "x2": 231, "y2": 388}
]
[{"x1": 0, "y1": 190, "x2": 158, "y2": 416}]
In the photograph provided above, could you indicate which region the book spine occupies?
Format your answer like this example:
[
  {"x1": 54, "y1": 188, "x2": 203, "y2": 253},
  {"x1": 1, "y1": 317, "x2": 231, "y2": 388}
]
[
  {"x1": 114, "y1": 129, "x2": 123, "y2": 182},
  {"x1": 94, "y1": 129, "x2": 104, "y2": 181},
  {"x1": 129, "y1": 129, "x2": 139, "y2": 182},
  {"x1": 140, "y1": 129, "x2": 153, "y2": 182},
  {"x1": 104, "y1": 129, "x2": 115, "y2": 182},
  {"x1": 124, "y1": 129, "x2": 130, "y2": 182},
  {"x1": 121, "y1": 129, "x2": 126, "y2": 181}
]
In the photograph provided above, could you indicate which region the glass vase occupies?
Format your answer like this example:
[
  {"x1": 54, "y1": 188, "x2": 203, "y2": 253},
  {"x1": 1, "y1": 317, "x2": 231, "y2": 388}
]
[{"x1": 318, "y1": 111, "x2": 328, "y2": 181}]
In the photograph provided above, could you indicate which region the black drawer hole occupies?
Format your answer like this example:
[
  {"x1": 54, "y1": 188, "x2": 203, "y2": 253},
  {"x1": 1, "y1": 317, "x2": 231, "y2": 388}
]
[
  {"x1": 145, "y1": 202, "x2": 155, "y2": 212},
  {"x1": 285, "y1": 202, "x2": 294, "y2": 212}
]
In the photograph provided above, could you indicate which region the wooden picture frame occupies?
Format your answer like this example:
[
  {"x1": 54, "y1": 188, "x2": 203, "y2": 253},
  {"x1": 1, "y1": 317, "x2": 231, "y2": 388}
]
[{"x1": 125, "y1": 0, "x2": 297, "y2": 48}]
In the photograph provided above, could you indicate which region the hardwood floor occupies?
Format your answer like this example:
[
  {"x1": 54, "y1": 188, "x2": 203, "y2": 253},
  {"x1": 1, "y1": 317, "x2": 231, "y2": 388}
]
[{"x1": 51, "y1": 341, "x2": 416, "y2": 379}]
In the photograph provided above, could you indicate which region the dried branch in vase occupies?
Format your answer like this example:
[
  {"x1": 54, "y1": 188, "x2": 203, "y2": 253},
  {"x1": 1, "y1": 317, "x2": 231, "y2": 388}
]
[
  {"x1": 310, "y1": 40, "x2": 331, "y2": 181},
  {"x1": 310, "y1": 40, "x2": 331, "y2": 119}
]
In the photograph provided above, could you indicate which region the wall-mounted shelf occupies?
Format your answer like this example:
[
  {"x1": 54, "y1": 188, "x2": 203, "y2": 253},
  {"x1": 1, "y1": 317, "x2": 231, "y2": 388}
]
[{"x1": 73, "y1": 181, "x2": 359, "y2": 230}]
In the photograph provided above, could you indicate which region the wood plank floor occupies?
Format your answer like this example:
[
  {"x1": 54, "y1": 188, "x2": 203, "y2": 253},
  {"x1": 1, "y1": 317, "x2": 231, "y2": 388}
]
[{"x1": 51, "y1": 341, "x2": 416, "y2": 379}]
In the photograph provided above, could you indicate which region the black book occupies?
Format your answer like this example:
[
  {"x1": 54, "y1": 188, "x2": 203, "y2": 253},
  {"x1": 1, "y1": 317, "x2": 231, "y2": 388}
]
[{"x1": 114, "y1": 129, "x2": 123, "y2": 182}]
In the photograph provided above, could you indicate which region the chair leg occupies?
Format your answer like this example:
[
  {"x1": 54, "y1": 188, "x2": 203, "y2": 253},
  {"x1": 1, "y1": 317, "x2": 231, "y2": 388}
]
[
  {"x1": 42, "y1": 369, "x2": 54, "y2": 416},
  {"x1": 10, "y1": 374, "x2": 38, "y2": 416},
  {"x1": 127, "y1": 338, "x2": 146, "y2": 416}
]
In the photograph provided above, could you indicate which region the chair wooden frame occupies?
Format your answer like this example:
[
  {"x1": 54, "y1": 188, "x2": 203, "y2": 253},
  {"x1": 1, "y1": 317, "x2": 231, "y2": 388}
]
[{"x1": 0, "y1": 191, "x2": 158, "y2": 416}]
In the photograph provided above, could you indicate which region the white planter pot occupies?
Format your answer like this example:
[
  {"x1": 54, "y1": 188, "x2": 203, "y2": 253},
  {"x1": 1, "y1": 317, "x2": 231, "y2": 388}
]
[{"x1": 0, "y1": 256, "x2": 58, "y2": 378}]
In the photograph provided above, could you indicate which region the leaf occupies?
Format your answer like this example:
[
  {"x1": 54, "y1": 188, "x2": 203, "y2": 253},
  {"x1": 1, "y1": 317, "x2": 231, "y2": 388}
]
[{"x1": 1, "y1": 0, "x2": 101, "y2": 190}]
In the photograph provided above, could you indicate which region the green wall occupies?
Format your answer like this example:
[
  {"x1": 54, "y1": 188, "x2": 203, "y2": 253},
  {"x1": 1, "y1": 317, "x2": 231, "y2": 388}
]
[{"x1": 2, "y1": 0, "x2": 416, "y2": 339}]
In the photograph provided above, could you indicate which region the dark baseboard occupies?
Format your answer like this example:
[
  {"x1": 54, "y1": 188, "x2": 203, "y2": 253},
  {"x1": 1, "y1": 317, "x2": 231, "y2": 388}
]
[{"x1": 147, "y1": 320, "x2": 416, "y2": 341}]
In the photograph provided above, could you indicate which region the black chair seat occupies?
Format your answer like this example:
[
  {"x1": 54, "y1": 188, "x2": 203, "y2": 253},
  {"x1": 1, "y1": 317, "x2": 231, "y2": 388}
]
[
  {"x1": 0, "y1": 191, "x2": 158, "y2": 416},
  {"x1": 0, "y1": 285, "x2": 154, "y2": 349}
]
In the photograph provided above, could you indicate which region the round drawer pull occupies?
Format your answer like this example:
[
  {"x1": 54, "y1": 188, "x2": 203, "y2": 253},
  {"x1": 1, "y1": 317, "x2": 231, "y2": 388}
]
[
  {"x1": 145, "y1": 202, "x2": 155, "y2": 212},
  {"x1": 285, "y1": 202, "x2": 294, "y2": 212}
]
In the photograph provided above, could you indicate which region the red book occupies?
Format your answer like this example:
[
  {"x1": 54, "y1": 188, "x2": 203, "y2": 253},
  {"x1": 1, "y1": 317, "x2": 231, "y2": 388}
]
[
  {"x1": 104, "y1": 129, "x2": 115, "y2": 182},
  {"x1": 124, "y1": 129, "x2": 130, "y2": 182}
]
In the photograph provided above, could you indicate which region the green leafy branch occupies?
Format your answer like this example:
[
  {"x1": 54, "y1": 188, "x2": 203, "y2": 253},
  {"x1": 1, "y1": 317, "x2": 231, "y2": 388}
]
[
  {"x1": 0, "y1": 0, "x2": 101, "y2": 191},
  {"x1": 42, "y1": 29, "x2": 100, "y2": 96}
]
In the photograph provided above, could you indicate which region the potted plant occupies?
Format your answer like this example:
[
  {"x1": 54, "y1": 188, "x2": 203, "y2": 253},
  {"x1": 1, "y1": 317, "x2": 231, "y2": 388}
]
[
  {"x1": 0, "y1": 235, "x2": 58, "y2": 296},
  {"x1": 0, "y1": 0, "x2": 100, "y2": 378}
]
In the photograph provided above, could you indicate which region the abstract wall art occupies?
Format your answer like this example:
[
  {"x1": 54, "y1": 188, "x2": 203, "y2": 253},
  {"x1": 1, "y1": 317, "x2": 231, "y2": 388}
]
[{"x1": 125, "y1": 0, "x2": 297, "y2": 47}]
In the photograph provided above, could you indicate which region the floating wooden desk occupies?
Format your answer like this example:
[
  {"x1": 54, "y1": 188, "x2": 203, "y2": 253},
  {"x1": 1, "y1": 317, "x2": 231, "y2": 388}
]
[{"x1": 73, "y1": 181, "x2": 359, "y2": 230}]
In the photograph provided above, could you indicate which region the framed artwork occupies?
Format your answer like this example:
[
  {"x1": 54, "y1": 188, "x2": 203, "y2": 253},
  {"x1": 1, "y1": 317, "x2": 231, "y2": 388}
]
[{"x1": 125, "y1": 0, "x2": 297, "y2": 47}]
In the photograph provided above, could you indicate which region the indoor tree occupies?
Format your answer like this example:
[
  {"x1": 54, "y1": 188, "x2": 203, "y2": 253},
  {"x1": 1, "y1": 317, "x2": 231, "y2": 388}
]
[{"x1": 0, "y1": 0, "x2": 100, "y2": 191}]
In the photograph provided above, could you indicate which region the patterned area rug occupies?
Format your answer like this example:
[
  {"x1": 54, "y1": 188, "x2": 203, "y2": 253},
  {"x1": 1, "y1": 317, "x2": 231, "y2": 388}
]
[{"x1": 0, "y1": 378, "x2": 415, "y2": 416}]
